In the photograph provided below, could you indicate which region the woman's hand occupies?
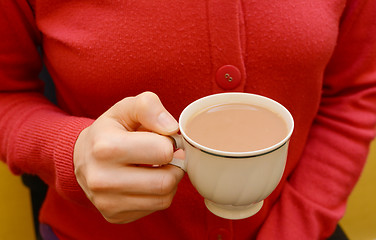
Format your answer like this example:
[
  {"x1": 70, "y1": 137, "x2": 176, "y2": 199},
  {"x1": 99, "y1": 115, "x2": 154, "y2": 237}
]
[{"x1": 73, "y1": 92, "x2": 184, "y2": 224}]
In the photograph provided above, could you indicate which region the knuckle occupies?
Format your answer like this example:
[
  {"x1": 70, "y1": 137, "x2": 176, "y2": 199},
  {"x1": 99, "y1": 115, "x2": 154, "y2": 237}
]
[
  {"x1": 92, "y1": 197, "x2": 109, "y2": 214},
  {"x1": 158, "y1": 173, "x2": 177, "y2": 195},
  {"x1": 93, "y1": 198, "x2": 119, "y2": 222},
  {"x1": 104, "y1": 214, "x2": 138, "y2": 224},
  {"x1": 100, "y1": 204, "x2": 143, "y2": 224},
  {"x1": 94, "y1": 199, "x2": 108, "y2": 213},
  {"x1": 158, "y1": 195, "x2": 174, "y2": 210},
  {"x1": 104, "y1": 217, "x2": 119, "y2": 224},
  {"x1": 85, "y1": 173, "x2": 106, "y2": 192},
  {"x1": 138, "y1": 91, "x2": 158, "y2": 102},
  {"x1": 135, "y1": 92, "x2": 159, "y2": 111},
  {"x1": 91, "y1": 138, "x2": 118, "y2": 160},
  {"x1": 103, "y1": 215, "x2": 124, "y2": 224},
  {"x1": 159, "y1": 141, "x2": 174, "y2": 164}
]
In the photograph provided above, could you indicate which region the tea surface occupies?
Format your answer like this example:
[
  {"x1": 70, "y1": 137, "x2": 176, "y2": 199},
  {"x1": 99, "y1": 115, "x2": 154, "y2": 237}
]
[{"x1": 185, "y1": 103, "x2": 287, "y2": 152}]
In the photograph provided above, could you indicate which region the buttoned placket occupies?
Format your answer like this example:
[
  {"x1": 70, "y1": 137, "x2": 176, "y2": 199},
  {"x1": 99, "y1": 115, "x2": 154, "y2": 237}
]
[
  {"x1": 205, "y1": 0, "x2": 247, "y2": 239},
  {"x1": 207, "y1": 0, "x2": 247, "y2": 94}
]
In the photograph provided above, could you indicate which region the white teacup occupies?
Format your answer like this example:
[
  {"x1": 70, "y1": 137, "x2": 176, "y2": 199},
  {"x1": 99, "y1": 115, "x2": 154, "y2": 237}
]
[{"x1": 170, "y1": 93, "x2": 294, "y2": 219}]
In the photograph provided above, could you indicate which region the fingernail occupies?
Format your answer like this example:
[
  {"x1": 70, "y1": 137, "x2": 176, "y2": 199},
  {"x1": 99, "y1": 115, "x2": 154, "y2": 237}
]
[{"x1": 158, "y1": 112, "x2": 179, "y2": 133}]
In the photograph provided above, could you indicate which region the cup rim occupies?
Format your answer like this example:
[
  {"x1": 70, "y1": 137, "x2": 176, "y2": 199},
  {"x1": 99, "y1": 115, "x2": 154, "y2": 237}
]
[{"x1": 178, "y1": 92, "x2": 294, "y2": 157}]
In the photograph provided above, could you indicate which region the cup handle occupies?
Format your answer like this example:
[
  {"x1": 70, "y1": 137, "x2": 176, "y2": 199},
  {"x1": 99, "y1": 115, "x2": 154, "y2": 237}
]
[
  {"x1": 169, "y1": 158, "x2": 186, "y2": 172},
  {"x1": 168, "y1": 134, "x2": 187, "y2": 172},
  {"x1": 169, "y1": 133, "x2": 183, "y2": 149}
]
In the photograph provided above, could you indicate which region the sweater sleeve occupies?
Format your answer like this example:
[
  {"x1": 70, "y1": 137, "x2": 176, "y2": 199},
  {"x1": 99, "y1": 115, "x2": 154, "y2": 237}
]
[
  {"x1": 257, "y1": 0, "x2": 376, "y2": 239},
  {"x1": 0, "y1": 1, "x2": 94, "y2": 203}
]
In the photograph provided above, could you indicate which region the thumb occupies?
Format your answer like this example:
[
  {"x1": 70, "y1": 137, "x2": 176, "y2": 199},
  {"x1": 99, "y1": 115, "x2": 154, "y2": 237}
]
[{"x1": 107, "y1": 91, "x2": 179, "y2": 135}]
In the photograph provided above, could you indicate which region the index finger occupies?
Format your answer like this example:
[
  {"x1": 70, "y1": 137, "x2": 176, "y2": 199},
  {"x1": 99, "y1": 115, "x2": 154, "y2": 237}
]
[
  {"x1": 92, "y1": 129, "x2": 175, "y2": 166},
  {"x1": 106, "y1": 92, "x2": 179, "y2": 135}
]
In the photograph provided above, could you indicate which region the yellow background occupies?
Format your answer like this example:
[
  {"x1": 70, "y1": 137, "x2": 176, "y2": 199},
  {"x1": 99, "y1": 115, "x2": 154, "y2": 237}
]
[
  {"x1": 340, "y1": 139, "x2": 376, "y2": 240},
  {"x1": 0, "y1": 140, "x2": 375, "y2": 239},
  {"x1": 0, "y1": 164, "x2": 35, "y2": 240}
]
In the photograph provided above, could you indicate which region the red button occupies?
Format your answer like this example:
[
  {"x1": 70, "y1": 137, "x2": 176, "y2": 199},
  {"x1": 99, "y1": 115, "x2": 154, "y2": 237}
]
[
  {"x1": 216, "y1": 65, "x2": 241, "y2": 90},
  {"x1": 209, "y1": 228, "x2": 232, "y2": 240}
]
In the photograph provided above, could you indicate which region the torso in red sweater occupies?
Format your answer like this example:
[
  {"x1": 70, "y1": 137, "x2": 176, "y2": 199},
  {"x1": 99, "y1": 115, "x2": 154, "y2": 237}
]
[{"x1": 1, "y1": 0, "x2": 376, "y2": 239}]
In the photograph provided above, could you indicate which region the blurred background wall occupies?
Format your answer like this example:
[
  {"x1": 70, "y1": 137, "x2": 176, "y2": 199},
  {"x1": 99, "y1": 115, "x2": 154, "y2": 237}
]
[{"x1": 340, "y1": 139, "x2": 376, "y2": 240}]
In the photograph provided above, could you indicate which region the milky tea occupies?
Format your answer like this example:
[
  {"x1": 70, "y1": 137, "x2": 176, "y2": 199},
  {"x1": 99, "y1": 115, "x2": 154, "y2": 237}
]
[{"x1": 185, "y1": 103, "x2": 288, "y2": 152}]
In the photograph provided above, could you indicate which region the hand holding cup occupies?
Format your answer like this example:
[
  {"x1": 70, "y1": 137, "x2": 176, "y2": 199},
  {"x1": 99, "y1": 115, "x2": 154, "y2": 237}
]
[{"x1": 73, "y1": 92, "x2": 184, "y2": 224}]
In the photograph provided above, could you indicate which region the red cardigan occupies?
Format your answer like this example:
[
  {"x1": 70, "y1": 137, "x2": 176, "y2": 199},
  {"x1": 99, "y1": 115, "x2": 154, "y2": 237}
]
[{"x1": 1, "y1": 0, "x2": 376, "y2": 239}]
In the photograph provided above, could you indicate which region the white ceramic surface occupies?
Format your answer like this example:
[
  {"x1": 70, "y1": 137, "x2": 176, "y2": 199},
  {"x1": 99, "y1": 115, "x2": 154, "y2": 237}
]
[{"x1": 170, "y1": 93, "x2": 294, "y2": 219}]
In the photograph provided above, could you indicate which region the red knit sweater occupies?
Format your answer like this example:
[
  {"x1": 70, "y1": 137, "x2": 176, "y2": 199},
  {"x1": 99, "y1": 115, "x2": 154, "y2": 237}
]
[{"x1": 1, "y1": 1, "x2": 376, "y2": 239}]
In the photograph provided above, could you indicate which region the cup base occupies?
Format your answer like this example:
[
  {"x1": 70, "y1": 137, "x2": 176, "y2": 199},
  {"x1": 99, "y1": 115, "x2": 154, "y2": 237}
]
[{"x1": 204, "y1": 199, "x2": 264, "y2": 220}]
